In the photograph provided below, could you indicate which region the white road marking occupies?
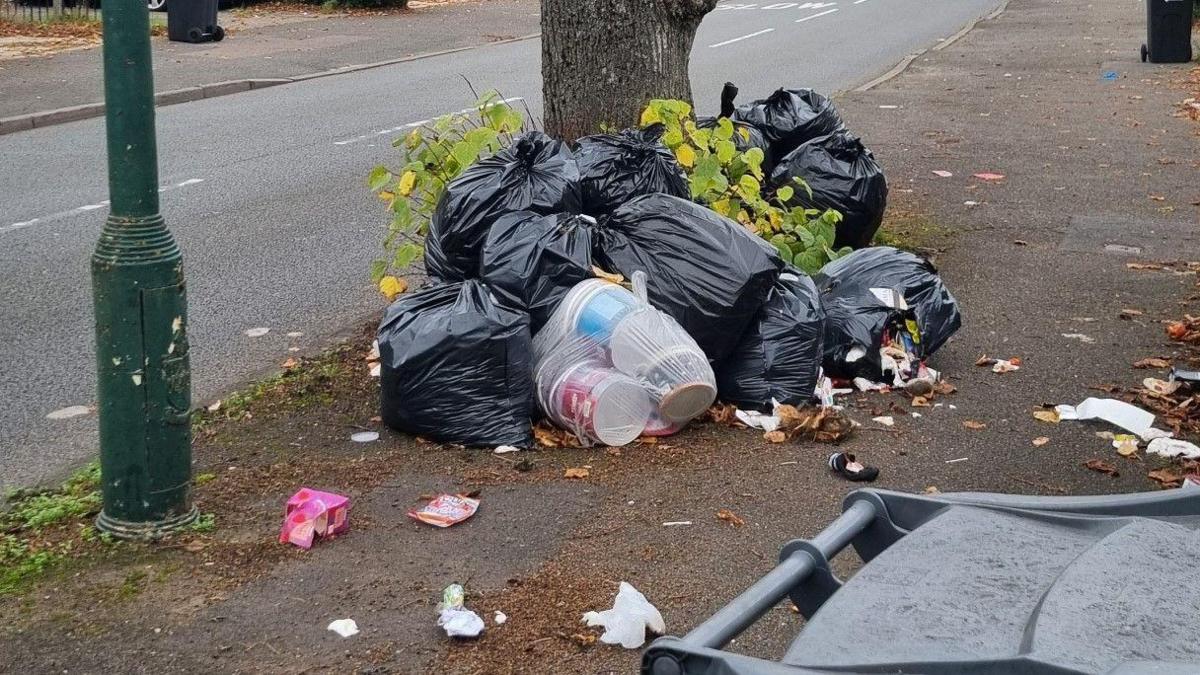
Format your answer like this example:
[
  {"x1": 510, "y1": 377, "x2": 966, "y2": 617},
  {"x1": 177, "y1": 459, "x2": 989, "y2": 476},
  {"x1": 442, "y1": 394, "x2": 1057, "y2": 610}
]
[
  {"x1": 715, "y1": 1, "x2": 836, "y2": 9},
  {"x1": 0, "y1": 178, "x2": 205, "y2": 235},
  {"x1": 709, "y1": 28, "x2": 775, "y2": 48},
  {"x1": 853, "y1": 0, "x2": 870, "y2": 4},
  {"x1": 332, "y1": 97, "x2": 525, "y2": 147},
  {"x1": 795, "y1": 7, "x2": 839, "y2": 21}
]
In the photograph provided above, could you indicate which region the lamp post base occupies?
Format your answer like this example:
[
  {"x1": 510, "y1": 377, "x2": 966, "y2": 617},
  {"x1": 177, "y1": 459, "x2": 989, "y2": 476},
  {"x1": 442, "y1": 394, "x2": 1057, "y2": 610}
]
[{"x1": 96, "y1": 505, "x2": 199, "y2": 540}]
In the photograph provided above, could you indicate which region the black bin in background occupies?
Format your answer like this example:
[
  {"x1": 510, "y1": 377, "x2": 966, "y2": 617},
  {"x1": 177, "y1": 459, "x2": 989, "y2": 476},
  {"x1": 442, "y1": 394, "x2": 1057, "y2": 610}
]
[
  {"x1": 1141, "y1": 0, "x2": 1192, "y2": 63},
  {"x1": 168, "y1": 0, "x2": 225, "y2": 44}
]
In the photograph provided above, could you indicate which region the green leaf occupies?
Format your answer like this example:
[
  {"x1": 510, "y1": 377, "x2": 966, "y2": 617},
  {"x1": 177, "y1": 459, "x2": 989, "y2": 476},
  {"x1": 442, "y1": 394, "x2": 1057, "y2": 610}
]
[
  {"x1": 737, "y1": 174, "x2": 760, "y2": 198},
  {"x1": 369, "y1": 259, "x2": 388, "y2": 283},
  {"x1": 662, "y1": 126, "x2": 684, "y2": 148},
  {"x1": 393, "y1": 243, "x2": 423, "y2": 270},
  {"x1": 368, "y1": 166, "x2": 391, "y2": 191},
  {"x1": 743, "y1": 147, "x2": 765, "y2": 171},
  {"x1": 715, "y1": 140, "x2": 737, "y2": 165},
  {"x1": 795, "y1": 225, "x2": 816, "y2": 247},
  {"x1": 776, "y1": 185, "x2": 795, "y2": 203},
  {"x1": 714, "y1": 117, "x2": 734, "y2": 141},
  {"x1": 450, "y1": 140, "x2": 482, "y2": 171}
]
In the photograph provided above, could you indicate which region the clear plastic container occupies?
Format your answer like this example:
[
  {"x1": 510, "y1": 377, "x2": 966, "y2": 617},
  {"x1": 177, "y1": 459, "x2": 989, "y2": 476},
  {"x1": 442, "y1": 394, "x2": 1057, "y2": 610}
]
[{"x1": 533, "y1": 273, "x2": 716, "y2": 445}]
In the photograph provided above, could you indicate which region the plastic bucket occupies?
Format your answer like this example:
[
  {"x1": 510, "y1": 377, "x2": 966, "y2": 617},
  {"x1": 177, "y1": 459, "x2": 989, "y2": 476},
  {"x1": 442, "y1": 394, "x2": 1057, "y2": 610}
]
[
  {"x1": 621, "y1": 344, "x2": 716, "y2": 422},
  {"x1": 546, "y1": 363, "x2": 652, "y2": 446},
  {"x1": 642, "y1": 410, "x2": 686, "y2": 437},
  {"x1": 560, "y1": 280, "x2": 640, "y2": 343}
]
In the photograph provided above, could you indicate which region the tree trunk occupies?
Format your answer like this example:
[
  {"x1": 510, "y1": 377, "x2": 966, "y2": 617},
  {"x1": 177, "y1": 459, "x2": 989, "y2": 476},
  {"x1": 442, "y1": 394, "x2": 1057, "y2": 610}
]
[{"x1": 542, "y1": 0, "x2": 717, "y2": 140}]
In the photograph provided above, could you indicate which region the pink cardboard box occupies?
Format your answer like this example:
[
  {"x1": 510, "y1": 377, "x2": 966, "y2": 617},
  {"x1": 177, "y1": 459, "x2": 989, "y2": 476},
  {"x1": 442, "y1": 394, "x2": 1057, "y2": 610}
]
[{"x1": 279, "y1": 488, "x2": 350, "y2": 549}]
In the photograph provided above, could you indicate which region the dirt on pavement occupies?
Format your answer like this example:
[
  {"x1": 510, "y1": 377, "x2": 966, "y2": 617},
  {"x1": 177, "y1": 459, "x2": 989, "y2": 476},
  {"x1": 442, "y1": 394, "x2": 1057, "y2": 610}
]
[{"x1": 3, "y1": 0, "x2": 1200, "y2": 673}]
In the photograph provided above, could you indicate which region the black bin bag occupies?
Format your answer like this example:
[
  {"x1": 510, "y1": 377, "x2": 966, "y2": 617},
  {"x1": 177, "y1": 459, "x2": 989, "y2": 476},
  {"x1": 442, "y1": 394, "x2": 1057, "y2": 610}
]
[
  {"x1": 698, "y1": 82, "x2": 774, "y2": 173},
  {"x1": 479, "y1": 211, "x2": 596, "y2": 333},
  {"x1": 730, "y1": 87, "x2": 845, "y2": 159},
  {"x1": 593, "y1": 193, "x2": 784, "y2": 362},
  {"x1": 425, "y1": 131, "x2": 582, "y2": 282},
  {"x1": 771, "y1": 131, "x2": 888, "y2": 250},
  {"x1": 378, "y1": 280, "x2": 534, "y2": 447},
  {"x1": 813, "y1": 246, "x2": 961, "y2": 379},
  {"x1": 574, "y1": 125, "x2": 689, "y2": 216},
  {"x1": 716, "y1": 269, "x2": 826, "y2": 410}
]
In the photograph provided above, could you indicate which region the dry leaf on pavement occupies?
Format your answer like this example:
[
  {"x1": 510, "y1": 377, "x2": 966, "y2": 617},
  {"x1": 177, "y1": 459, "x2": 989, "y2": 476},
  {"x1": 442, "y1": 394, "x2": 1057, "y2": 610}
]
[
  {"x1": 564, "y1": 467, "x2": 590, "y2": 479},
  {"x1": 705, "y1": 403, "x2": 742, "y2": 426},
  {"x1": 1126, "y1": 262, "x2": 1165, "y2": 270},
  {"x1": 1119, "y1": 309, "x2": 1144, "y2": 320},
  {"x1": 1133, "y1": 357, "x2": 1171, "y2": 369},
  {"x1": 281, "y1": 357, "x2": 299, "y2": 369},
  {"x1": 975, "y1": 354, "x2": 995, "y2": 367},
  {"x1": 1032, "y1": 437, "x2": 1050, "y2": 447},
  {"x1": 1033, "y1": 409, "x2": 1061, "y2": 424},
  {"x1": 534, "y1": 421, "x2": 583, "y2": 448},
  {"x1": 764, "y1": 430, "x2": 787, "y2": 443},
  {"x1": 1148, "y1": 467, "x2": 1183, "y2": 487},
  {"x1": 716, "y1": 509, "x2": 745, "y2": 527},
  {"x1": 1084, "y1": 459, "x2": 1120, "y2": 477},
  {"x1": 963, "y1": 420, "x2": 987, "y2": 430},
  {"x1": 776, "y1": 405, "x2": 855, "y2": 443},
  {"x1": 911, "y1": 396, "x2": 931, "y2": 407}
]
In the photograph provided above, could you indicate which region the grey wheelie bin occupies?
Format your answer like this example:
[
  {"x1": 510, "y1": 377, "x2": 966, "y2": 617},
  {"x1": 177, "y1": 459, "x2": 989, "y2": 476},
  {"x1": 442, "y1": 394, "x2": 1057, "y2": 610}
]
[
  {"x1": 1141, "y1": 0, "x2": 1193, "y2": 63},
  {"x1": 168, "y1": 0, "x2": 225, "y2": 44},
  {"x1": 644, "y1": 487, "x2": 1200, "y2": 674}
]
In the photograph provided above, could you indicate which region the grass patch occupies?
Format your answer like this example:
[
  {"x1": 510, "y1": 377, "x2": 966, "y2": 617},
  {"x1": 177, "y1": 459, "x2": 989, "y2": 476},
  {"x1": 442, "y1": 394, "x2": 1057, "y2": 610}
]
[
  {"x1": 192, "y1": 347, "x2": 351, "y2": 433},
  {"x1": 874, "y1": 214, "x2": 954, "y2": 252},
  {"x1": 190, "y1": 513, "x2": 217, "y2": 533},
  {"x1": 117, "y1": 570, "x2": 147, "y2": 600},
  {"x1": 0, "y1": 536, "x2": 65, "y2": 597}
]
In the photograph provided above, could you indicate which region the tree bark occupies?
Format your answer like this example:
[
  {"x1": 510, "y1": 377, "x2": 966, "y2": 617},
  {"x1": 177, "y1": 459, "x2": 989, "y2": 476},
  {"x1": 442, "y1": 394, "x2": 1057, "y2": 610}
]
[{"x1": 542, "y1": 0, "x2": 717, "y2": 140}]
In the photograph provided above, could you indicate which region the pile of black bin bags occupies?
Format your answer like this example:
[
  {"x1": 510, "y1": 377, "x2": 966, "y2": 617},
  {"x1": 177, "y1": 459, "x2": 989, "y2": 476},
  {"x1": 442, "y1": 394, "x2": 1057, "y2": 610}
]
[{"x1": 378, "y1": 89, "x2": 956, "y2": 447}]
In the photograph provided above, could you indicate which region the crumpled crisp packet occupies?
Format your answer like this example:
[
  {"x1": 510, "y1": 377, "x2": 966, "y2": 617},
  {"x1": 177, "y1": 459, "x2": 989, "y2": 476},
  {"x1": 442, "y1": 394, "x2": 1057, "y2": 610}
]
[{"x1": 408, "y1": 494, "x2": 480, "y2": 528}]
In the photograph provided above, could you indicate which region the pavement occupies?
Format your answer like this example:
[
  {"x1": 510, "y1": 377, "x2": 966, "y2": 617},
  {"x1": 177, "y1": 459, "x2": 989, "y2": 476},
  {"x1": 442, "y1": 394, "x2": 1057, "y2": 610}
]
[
  {"x1": 0, "y1": 0, "x2": 1003, "y2": 494},
  {"x1": 2, "y1": 0, "x2": 1199, "y2": 673}
]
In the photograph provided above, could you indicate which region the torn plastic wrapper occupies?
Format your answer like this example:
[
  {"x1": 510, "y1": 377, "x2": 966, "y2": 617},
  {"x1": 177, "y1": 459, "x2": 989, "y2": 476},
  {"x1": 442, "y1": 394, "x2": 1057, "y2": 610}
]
[
  {"x1": 582, "y1": 582, "x2": 665, "y2": 649},
  {"x1": 438, "y1": 584, "x2": 484, "y2": 638},
  {"x1": 533, "y1": 275, "x2": 716, "y2": 446},
  {"x1": 1146, "y1": 437, "x2": 1200, "y2": 460},
  {"x1": 1055, "y1": 398, "x2": 1157, "y2": 440},
  {"x1": 409, "y1": 494, "x2": 481, "y2": 528}
]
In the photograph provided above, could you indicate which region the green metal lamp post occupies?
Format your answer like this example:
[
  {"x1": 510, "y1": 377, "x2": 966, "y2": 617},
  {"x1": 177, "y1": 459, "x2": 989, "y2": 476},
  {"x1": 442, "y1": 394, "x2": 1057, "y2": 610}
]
[{"x1": 93, "y1": 0, "x2": 197, "y2": 538}]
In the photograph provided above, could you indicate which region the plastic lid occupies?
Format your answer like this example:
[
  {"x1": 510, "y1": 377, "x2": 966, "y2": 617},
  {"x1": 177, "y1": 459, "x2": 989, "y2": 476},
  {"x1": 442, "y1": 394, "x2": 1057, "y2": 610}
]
[
  {"x1": 658, "y1": 381, "x2": 717, "y2": 422},
  {"x1": 590, "y1": 376, "x2": 653, "y2": 446}
]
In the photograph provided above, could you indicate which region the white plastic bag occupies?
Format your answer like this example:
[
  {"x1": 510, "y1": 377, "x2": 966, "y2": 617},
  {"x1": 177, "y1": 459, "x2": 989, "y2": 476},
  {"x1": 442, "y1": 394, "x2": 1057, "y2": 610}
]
[{"x1": 582, "y1": 581, "x2": 665, "y2": 649}]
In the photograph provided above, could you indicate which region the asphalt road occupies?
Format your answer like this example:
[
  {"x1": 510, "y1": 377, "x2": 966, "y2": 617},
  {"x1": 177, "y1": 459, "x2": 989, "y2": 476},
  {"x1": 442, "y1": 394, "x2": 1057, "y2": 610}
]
[{"x1": 0, "y1": 0, "x2": 1001, "y2": 492}]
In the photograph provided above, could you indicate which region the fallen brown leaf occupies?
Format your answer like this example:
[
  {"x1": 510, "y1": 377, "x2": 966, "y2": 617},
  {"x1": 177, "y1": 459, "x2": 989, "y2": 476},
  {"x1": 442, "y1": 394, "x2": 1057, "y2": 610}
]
[
  {"x1": 763, "y1": 430, "x2": 787, "y2": 443},
  {"x1": 591, "y1": 266, "x2": 625, "y2": 284},
  {"x1": 975, "y1": 354, "x2": 996, "y2": 367},
  {"x1": 281, "y1": 357, "x2": 299, "y2": 369},
  {"x1": 1127, "y1": 262, "x2": 1165, "y2": 270},
  {"x1": 1033, "y1": 409, "x2": 1061, "y2": 424},
  {"x1": 775, "y1": 404, "x2": 855, "y2": 443},
  {"x1": 705, "y1": 403, "x2": 742, "y2": 426},
  {"x1": 923, "y1": 486, "x2": 941, "y2": 494},
  {"x1": 716, "y1": 509, "x2": 745, "y2": 527},
  {"x1": 1119, "y1": 308, "x2": 1144, "y2": 320},
  {"x1": 1084, "y1": 458, "x2": 1120, "y2": 477},
  {"x1": 183, "y1": 539, "x2": 207, "y2": 553},
  {"x1": 1032, "y1": 436, "x2": 1050, "y2": 447},
  {"x1": 569, "y1": 633, "x2": 597, "y2": 647},
  {"x1": 911, "y1": 396, "x2": 931, "y2": 408},
  {"x1": 637, "y1": 436, "x2": 658, "y2": 445},
  {"x1": 563, "y1": 467, "x2": 590, "y2": 479},
  {"x1": 1133, "y1": 357, "x2": 1171, "y2": 369},
  {"x1": 1148, "y1": 467, "x2": 1183, "y2": 487},
  {"x1": 934, "y1": 381, "x2": 957, "y2": 395},
  {"x1": 963, "y1": 420, "x2": 987, "y2": 430}
]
